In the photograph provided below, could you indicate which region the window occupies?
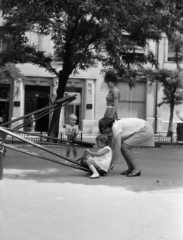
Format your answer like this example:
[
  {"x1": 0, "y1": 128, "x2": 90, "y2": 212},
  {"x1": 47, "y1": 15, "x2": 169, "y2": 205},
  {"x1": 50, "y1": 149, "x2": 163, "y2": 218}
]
[
  {"x1": 168, "y1": 34, "x2": 183, "y2": 62},
  {"x1": 118, "y1": 82, "x2": 146, "y2": 119},
  {"x1": 0, "y1": 31, "x2": 12, "y2": 51},
  {"x1": 26, "y1": 31, "x2": 42, "y2": 51}
]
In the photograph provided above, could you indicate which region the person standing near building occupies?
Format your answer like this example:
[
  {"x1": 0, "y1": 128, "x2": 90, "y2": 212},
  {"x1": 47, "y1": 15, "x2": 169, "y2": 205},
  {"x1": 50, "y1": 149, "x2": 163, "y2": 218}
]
[
  {"x1": 65, "y1": 114, "x2": 79, "y2": 160},
  {"x1": 104, "y1": 71, "x2": 121, "y2": 119}
]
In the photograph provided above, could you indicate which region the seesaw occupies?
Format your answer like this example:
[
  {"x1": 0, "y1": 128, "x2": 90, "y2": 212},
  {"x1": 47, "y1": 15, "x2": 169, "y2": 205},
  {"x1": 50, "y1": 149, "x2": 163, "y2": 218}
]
[
  {"x1": 0, "y1": 94, "x2": 95, "y2": 179},
  {"x1": 0, "y1": 127, "x2": 91, "y2": 177}
]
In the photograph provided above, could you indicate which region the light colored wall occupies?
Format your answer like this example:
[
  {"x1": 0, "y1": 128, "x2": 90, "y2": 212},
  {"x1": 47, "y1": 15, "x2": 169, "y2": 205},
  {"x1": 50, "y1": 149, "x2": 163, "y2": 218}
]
[
  {"x1": 11, "y1": 79, "x2": 24, "y2": 129},
  {"x1": 14, "y1": 32, "x2": 183, "y2": 135},
  {"x1": 146, "y1": 83, "x2": 156, "y2": 127}
]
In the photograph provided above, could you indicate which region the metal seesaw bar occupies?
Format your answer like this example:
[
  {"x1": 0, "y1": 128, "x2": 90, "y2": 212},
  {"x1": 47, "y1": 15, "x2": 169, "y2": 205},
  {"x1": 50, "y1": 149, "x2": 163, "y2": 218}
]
[
  {"x1": 0, "y1": 127, "x2": 89, "y2": 169},
  {"x1": 4, "y1": 143, "x2": 90, "y2": 173}
]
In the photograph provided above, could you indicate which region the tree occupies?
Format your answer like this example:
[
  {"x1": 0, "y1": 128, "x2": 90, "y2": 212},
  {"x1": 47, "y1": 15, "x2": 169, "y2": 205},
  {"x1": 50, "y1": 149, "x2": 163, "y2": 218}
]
[
  {"x1": 1, "y1": 0, "x2": 183, "y2": 138},
  {"x1": 156, "y1": 33, "x2": 183, "y2": 136},
  {"x1": 139, "y1": 68, "x2": 183, "y2": 136},
  {"x1": 156, "y1": 69, "x2": 183, "y2": 136}
]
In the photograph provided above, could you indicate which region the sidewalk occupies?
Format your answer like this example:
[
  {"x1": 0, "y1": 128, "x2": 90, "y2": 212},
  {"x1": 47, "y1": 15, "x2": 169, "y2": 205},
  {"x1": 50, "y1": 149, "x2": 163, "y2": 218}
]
[{"x1": 0, "y1": 146, "x2": 183, "y2": 240}]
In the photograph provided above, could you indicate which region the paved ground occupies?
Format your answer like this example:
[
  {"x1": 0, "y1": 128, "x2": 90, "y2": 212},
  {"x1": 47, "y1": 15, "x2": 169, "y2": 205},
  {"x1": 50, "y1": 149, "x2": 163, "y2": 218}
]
[{"x1": 0, "y1": 145, "x2": 183, "y2": 240}]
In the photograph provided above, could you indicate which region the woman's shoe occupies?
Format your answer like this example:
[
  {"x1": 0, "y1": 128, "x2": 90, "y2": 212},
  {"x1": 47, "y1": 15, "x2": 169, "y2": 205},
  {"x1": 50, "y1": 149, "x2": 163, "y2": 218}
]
[
  {"x1": 120, "y1": 170, "x2": 132, "y2": 175},
  {"x1": 127, "y1": 170, "x2": 141, "y2": 177}
]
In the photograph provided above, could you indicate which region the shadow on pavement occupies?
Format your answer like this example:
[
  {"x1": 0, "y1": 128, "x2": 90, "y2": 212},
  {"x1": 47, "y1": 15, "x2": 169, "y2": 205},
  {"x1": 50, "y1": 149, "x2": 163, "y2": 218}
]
[{"x1": 3, "y1": 146, "x2": 183, "y2": 192}]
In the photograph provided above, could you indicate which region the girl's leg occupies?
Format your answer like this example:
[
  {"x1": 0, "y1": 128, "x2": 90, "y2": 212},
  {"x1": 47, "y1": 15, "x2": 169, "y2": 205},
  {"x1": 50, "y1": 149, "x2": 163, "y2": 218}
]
[
  {"x1": 121, "y1": 142, "x2": 140, "y2": 173},
  {"x1": 85, "y1": 158, "x2": 100, "y2": 179}
]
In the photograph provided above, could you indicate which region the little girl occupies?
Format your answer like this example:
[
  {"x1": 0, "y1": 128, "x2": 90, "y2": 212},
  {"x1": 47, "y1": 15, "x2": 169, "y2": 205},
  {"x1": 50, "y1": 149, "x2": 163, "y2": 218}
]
[{"x1": 85, "y1": 135, "x2": 112, "y2": 179}]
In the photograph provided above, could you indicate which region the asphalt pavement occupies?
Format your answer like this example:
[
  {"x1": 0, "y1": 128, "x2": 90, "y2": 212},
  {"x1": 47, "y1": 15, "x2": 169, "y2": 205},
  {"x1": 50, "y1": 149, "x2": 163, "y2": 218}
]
[{"x1": 0, "y1": 145, "x2": 183, "y2": 240}]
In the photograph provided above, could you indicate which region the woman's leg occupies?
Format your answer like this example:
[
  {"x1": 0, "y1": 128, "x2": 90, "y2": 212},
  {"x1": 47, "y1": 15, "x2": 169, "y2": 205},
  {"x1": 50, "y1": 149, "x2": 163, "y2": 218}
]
[
  {"x1": 85, "y1": 158, "x2": 100, "y2": 178},
  {"x1": 121, "y1": 142, "x2": 140, "y2": 173}
]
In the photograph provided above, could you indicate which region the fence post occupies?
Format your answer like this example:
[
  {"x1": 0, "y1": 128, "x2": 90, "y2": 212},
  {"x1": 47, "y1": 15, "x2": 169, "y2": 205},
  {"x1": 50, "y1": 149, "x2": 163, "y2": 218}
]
[
  {"x1": 0, "y1": 132, "x2": 7, "y2": 180},
  {"x1": 0, "y1": 147, "x2": 4, "y2": 180}
]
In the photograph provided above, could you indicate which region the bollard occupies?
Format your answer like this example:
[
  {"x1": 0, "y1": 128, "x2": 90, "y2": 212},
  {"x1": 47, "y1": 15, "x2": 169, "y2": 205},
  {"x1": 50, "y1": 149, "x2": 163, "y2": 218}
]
[
  {"x1": 0, "y1": 131, "x2": 7, "y2": 180},
  {"x1": 0, "y1": 147, "x2": 3, "y2": 180}
]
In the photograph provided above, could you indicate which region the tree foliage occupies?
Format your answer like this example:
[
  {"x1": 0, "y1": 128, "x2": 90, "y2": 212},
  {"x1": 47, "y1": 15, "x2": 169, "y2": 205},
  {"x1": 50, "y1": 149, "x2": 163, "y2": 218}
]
[
  {"x1": 142, "y1": 68, "x2": 183, "y2": 105},
  {"x1": 139, "y1": 67, "x2": 183, "y2": 135},
  {"x1": 0, "y1": 63, "x2": 27, "y2": 82},
  {"x1": 1, "y1": 0, "x2": 183, "y2": 137},
  {"x1": 2, "y1": 0, "x2": 183, "y2": 79}
]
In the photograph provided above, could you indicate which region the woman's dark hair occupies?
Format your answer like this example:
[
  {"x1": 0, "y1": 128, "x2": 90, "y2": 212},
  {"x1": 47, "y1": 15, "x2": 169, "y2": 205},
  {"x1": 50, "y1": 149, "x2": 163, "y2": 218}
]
[
  {"x1": 99, "y1": 117, "x2": 115, "y2": 133},
  {"x1": 104, "y1": 71, "x2": 118, "y2": 84},
  {"x1": 96, "y1": 134, "x2": 109, "y2": 146}
]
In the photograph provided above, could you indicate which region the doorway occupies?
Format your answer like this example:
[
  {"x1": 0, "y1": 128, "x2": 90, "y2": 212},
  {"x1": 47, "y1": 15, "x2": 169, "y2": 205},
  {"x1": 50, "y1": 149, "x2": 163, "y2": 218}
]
[
  {"x1": 0, "y1": 102, "x2": 9, "y2": 125},
  {"x1": 25, "y1": 85, "x2": 50, "y2": 132},
  {"x1": 0, "y1": 84, "x2": 10, "y2": 125}
]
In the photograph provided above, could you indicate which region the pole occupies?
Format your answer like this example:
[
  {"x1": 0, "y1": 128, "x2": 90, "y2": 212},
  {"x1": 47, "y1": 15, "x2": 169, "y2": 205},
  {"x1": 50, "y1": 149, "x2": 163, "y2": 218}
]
[
  {"x1": 0, "y1": 147, "x2": 3, "y2": 180},
  {"x1": 0, "y1": 132, "x2": 7, "y2": 180}
]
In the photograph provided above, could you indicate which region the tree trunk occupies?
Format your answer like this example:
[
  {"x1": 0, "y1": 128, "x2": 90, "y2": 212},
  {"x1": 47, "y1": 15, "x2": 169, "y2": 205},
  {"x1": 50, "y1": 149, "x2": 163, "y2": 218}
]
[
  {"x1": 48, "y1": 70, "x2": 71, "y2": 141},
  {"x1": 167, "y1": 102, "x2": 175, "y2": 137}
]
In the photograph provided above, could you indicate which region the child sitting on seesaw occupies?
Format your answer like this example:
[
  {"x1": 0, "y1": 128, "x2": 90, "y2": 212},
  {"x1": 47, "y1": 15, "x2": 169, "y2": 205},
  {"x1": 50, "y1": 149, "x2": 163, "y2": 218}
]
[{"x1": 85, "y1": 135, "x2": 112, "y2": 179}]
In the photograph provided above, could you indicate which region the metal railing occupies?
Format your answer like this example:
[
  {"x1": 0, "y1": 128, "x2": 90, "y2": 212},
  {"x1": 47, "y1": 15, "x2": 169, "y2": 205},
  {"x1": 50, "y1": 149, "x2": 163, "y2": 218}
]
[
  {"x1": 2, "y1": 131, "x2": 182, "y2": 145},
  {"x1": 4, "y1": 131, "x2": 83, "y2": 144},
  {"x1": 5, "y1": 132, "x2": 48, "y2": 144},
  {"x1": 154, "y1": 132, "x2": 178, "y2": 144}
]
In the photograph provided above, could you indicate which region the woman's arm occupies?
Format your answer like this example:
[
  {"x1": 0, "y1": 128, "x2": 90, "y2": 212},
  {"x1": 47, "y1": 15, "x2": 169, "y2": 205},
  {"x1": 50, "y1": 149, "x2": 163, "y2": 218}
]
[{"x1": 86, "y1": 148, "x2": 110, "y2": 157}]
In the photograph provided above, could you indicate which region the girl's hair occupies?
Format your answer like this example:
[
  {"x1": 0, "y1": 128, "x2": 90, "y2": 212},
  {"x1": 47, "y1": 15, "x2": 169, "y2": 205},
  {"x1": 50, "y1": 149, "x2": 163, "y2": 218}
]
[
  {"x1": 99, "y1": 117, "x2": 115, "y2": 133},
  {"x1": 104, "y1": 71, "x2": 118, "y2": 85},
  {"x1": 96, "y1": 134, "x2": 109, "y2": 146}
]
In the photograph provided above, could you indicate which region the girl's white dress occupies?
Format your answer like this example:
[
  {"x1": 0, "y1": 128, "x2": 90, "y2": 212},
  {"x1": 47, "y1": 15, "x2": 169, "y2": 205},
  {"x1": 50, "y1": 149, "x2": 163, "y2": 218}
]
[{"x1": 93, "y1": 146, "x2": 112, "y2": 172}]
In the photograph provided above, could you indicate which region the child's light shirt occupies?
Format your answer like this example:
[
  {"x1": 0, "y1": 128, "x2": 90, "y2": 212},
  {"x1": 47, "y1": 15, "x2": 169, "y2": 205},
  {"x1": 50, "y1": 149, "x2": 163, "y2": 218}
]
[
  {"x1": 93, "y1": 146, "x2": 112, "y2": 172},
  {"x1": 112, "y1": 118, "x2": 145, "y2": 139},
  {"x1": 65, "y1": 124, "x2": 78, "y2": 141}
]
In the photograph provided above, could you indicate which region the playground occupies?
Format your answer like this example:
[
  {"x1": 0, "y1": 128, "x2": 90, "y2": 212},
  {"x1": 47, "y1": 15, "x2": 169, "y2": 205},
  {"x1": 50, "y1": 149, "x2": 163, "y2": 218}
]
[
  {"x1": 0, "y1": 95, "x2": 183, "y2": 239},
  {"x1": 1, "y1": 145, "x2": 183, "y2": 240}
]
